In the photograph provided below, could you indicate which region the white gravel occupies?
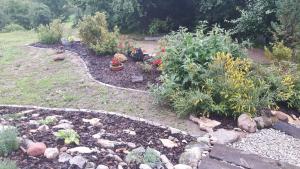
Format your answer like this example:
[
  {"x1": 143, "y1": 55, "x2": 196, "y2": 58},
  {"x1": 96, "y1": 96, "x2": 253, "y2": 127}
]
[{"x1": 230, "y1": 129, "x2": 300, "y2": 167}]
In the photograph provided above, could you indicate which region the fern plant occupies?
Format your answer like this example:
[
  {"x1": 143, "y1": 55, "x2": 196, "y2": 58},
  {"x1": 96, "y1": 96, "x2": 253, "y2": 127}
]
[
  {"x1": 0, "y1": 127, "x2": 19, "y2": 156},
  {"x1": 54, "y1": 129, "x2": 80, "y2": 145}
]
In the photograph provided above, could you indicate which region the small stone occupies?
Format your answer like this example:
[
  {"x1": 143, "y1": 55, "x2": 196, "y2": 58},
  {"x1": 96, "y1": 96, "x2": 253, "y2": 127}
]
[
  {"x1": 169, "y1": 127, "x2": 181, "y2": 134},
  {"x1": 27, "y1": 142, "x2": 47, "y2": 156},
  {"x1": 189, "y1": 115, "x2": 221, "y2": 132},
  {"x1": 197, "y1": 136, "x2": 210, "y2": 145},
  {"x1": 97, "y1": 139, "x2": 116, "y2": 148},
  {"x1": 271, "y1": 110, "x2": 289, "y2": 122},
  {"x1": 58, "y1": 153, "x2": 72, "y2": 163},
  {"x1": 185, "y1": 142, "x2": 210, "y2": 151},
  {"x1": 127, "y1": 142, "x2": 137, "y2": 148},
  {"x1": 60, "y1": 147, "x2": 68, "y2": 152},
  {"x1": 53, "y1": 123, "x2": 73, "y2": 129},
  {"x1": 254, "y1": 116, "x2": 275, "y2": 129},
  {"x1": 160, "y1": 139, "x2": 178, "y2": 148},
  {"x1": 53, "y1": 55, "x2": 65, "y2": 61},
  {"x1": 59, "y1": 119, "x2": 72, "y2": 124},
  {"x1": 139, "y1": 164, "x2": 152, "y2": 169},
  {"x1": 113, "y1": 154, "x2": 123, "y2": 162},
  {"x1": 92, "y1": 133, "x2": 103, "y2": 139},
  {"x1": 85, "y1": 162, "x2": 96, "y2": 169},
  {"x1": 118, "y1": 165, "x2": 124, "y2": 169},
  {"x1": 31, "y1": 113, "x2": 40, "y2": 118},
  {"x1": 179, "y1": 147, "x2": 202, "y2": 168},
  {"x1": 28, "y1": 120, "x2": 39, "y2": 127},
  {"x1": 69, "y1": 155, "x2": 87, "y2": 168},
  {"x1": 174, "y1": 164, "x2": 192, "y2": 169},
  {"x1": 238, "y1": 114, "x2": 257, "y2": 133},
  {"x1": 210, "y1": 129, "x2": 240, "y2": 144},
  {"x1": 44, "y1": 148, "x2": 59, "y2": 159},
  {"x1": 67, "y1": 147, "x2": 96, "y2": 154},
  {"x1": 132, "y1": 75, "x2": 144, "y2": 83},
  {"x1": 37, "y1": 125, "x2": 49, "y2": 132},
  {"x1": 160, "y1": 155, "x2": 174, "y2": 169},
  {"x1": 83, "y1": 118, "x2": 102, "y2": 127},
  {"x1": 96, "y1": 165, "x2": 109, "y2": 169},
  {"x1": 119, "y1": 162, "x2": 127, "y2": 166},
  {"x1": 123, "y1": 129, "x2": 136, "y2": 136}
]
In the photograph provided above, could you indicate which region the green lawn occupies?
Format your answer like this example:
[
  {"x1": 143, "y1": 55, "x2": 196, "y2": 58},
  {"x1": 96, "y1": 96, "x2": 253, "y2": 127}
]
[{"x1": 0, "y1": 31, "x2": 201, "y2": 134}]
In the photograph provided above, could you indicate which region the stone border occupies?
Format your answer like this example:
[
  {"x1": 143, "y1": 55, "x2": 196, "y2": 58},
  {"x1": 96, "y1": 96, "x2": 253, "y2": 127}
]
[
  {"x1": 27, "y1": 45, "x2": 149, "y2": 94},
  {"x1": 0, "y1": 104, "x2": 189, "y2": 136}
]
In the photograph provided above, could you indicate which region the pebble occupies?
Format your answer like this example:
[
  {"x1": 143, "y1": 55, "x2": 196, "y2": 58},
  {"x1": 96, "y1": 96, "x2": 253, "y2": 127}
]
[
  {"x1": 85, "y1": 162, "x2": 96, "y2": 169},
  {"x1": 174, "y1": 164, "x2": 192, "y2": 169},
  {"x1": 69, "y1": 155, "x2": 87, "y2": 168},
  {"x1": 53, "y1": 123, "x2": 74, "y2": 129},
  {"x1": 97, "y1": 139, "x2": 117, "y2": 148},
  {"x1": 44, "y1": 148, "x2": 59, "y2": 159},
  {"x1": 160, "y1": 155, "x2": 174, "y2": 169},
  {"x1": 37, "y1": 125, "x2": 49, "y2": 132},
  {"x1": 160, "y1": 139, "x2": 178, "y2": 148},
  {"x1": 139, "y1": 164, "x2": 152, "y2": 169},
  {"x1": 123, "y1": 129, "x2": 137, "y2": 135},
  {"x1": 58, "y1": 153, "x2": 72, "y2": 163},
  {"x1": 96, "y1": 165, "x2": 109, "y2": 169},
  {"x1": 210, "y1": 129, "x2": 240, "y2": 144},
  {"x1": 83, "y1": 118, "x2": 103, "y2": 127},
  {"x1": 231, "y1": 129, "x2": 300, "y2": 167},
  {"x1": 67, "y1": 147, "x2": 97, "y2": 154},
  {"x1": 27, "y1": 142, "x2": 47, "y2": 156}
]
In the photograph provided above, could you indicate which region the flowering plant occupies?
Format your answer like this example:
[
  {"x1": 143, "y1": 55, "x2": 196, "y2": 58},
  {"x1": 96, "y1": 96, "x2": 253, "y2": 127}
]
[
  {"x1": 111, "y1": 58, "x2": 121, "y2": 66},
  {"x1": 152, "y1": 59, "x2": 162, "y2": 66}
]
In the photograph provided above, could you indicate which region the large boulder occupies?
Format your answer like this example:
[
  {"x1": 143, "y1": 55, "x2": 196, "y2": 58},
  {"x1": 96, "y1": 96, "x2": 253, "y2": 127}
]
[{"x1": 238, "y1": 114, "x2": 257, "y2": 133}]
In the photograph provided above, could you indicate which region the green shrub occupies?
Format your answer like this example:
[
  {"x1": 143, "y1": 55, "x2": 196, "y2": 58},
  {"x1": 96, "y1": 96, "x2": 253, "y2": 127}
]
[
  {"x1": 79, "y1": 12, "x2": 119, "y2": 55},
  {"x1": 264, "y1": 42, "x2": 292, "y2": 61},
  {"x1": 0, "y1": 127, "x2": 19, "y2": 156},
  {"x1": 125, "y1": 147, "x2": 161, "y2": 167},
  {"x1": 148, "y1": 18, "x2": 171, "y2": 35},
  {"x1": 0, "y1": 159, "x2": 17, "y2": 169},
  {"x1": 37, "y1": 19, "x2": 63, "y2": 44},
  {"x1": 54, "y1": 129, "x2": 80, "y2": 145},
  {"x1": 1, "y1": 23, "x2": 25, "y2": 33}
]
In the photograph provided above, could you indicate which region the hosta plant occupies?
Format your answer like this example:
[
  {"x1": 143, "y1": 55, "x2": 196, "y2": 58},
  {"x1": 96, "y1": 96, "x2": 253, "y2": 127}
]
[{"x1": 54, "y1": 129, "x2": 80, "y2": 145}]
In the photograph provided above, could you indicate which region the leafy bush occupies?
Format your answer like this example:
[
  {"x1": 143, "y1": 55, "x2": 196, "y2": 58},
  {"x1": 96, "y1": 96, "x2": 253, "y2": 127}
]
[
  {"x1": 126, "y1": 147, "x2": 161, "y2": 167},
  {"x1": 37, "y1": 19, "x2": 63, "y2": 44},
  {"x1": 0, "y1": 159, "x2": 17, "y2": 169},
  {"x1": 265, "y1": 42, "x2": 292, "y2": 61},
  {"x1": 79, "y1": 12, "x2": 119, "y2": 55},
  {"x1": 54, "y1": 129, "x2": 80, "y2": 145},
  {"x1": 148, "y1": 18, "x2": 171, "y2": 35},
  {"x1": 0, "y1": 127, "x2": 19, "y2": 156},
  {"x1": 1, "y1": 23, "x2": 25, "y2": 33}
]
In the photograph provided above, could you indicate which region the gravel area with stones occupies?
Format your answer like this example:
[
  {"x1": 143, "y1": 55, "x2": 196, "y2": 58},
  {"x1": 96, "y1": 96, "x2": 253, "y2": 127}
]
[{"x1": 230, "y1": 129, "x2": 300, "y2": 167}]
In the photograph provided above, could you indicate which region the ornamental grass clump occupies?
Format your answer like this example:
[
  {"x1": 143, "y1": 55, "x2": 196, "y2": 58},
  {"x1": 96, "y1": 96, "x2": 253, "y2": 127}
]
[
  {"x1": 0, "y1": 127, "x2": 19, "y2": 156},
  {"x1": 37, "y1": 19, "x2": 63, "y2": 44}
]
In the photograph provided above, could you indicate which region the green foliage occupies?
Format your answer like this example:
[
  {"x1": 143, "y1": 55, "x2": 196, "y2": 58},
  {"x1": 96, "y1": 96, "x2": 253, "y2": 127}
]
[
  {"x1": 78, "y1": 12, "x2": 119, "y2": 55},
  {"x1": 0, "y1": 159, "x2": 17, "y2": 169},
  {"x1": 1, "y1": 24, "x2": 25, "y2": 33},
  {"x1": 232, "y1": 0, "x2": 276, "y2": 43},
  {"x1": 54, "y1": 129, "x2": 80, "y2": 145},
  {"x1": 148, "y1": 19, "x2": 171, "y2": 35},
  {"x1": 125, "y1": 147, "x2": 161, "y2": 167},
  {"x1": 0, "y1": 127, "x2": 19, "y2": 156},
  {"x1": 265, "y1": 42, "x2": 293, "y2": 61},
  {"x1": 272, "y1": 0, "x2": 300, "y2": 59},
  {"x1": 37, "y1": 19, "x2": 63, "y2": 44},
  {"x1": 38, "y1": 116, "x2": 58, "y2": 125}
]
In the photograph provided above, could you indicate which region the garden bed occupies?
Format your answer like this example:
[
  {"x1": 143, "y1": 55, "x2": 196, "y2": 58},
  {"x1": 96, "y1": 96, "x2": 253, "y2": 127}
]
[
  {"x1": 0, "y1": 106, "x2": 194, "y2": 169},
  {"x1": 31, "y1": 42, "x2": 161, "y2": 91}
]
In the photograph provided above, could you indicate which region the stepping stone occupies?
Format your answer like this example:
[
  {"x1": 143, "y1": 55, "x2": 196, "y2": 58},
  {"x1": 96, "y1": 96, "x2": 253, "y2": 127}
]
[
  {"x1": 272, "y1": 121, "x2": 300, "y2": 139},
  {"x1": 210, "y1": 144, "x2": 299, "y2": 169},
  {"x1": 198, "y1": 157, "x2": 240, "y2": 169}
]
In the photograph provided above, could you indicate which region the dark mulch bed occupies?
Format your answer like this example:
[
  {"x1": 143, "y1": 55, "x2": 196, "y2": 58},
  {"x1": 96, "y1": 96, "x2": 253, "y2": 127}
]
[
  {"x1": 0, "y1": 106, "x2": 195, "y2": 169},
  {"x1": 31, "y1": 42, "x2": 161, "y2": 91}
]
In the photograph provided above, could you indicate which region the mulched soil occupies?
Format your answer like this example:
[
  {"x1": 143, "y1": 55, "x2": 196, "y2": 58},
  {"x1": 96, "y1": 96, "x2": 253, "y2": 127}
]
[
  {"x1": 0, "y1": 106, "x2": 195, "y2": 169},
  {"x1": 31, "y1": 42, "x2": 161, "y2": 90}
]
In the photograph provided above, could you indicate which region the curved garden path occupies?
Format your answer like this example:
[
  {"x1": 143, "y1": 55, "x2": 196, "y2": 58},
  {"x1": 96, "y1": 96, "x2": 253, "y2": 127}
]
[{"x1": 0, "y1": 31, "x2": 202, "y2": 135}]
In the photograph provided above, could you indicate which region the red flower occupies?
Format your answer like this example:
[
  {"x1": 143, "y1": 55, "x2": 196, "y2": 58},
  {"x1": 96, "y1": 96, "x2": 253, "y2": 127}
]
[
  {"x1": 161, "y1": 48, "x2": 166, "y2": 52},
  {"x1": 111, "y1": 58, "x2": 121, "y2": 66},
  {"x1": 152, "y1": 59, "x2": 162, "y2": 66}
]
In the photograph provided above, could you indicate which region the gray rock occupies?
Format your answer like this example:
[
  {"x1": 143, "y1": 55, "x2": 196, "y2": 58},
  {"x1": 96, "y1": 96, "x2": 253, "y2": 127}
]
[
  {"x1": 139, "y1": 164, "x2": 152, "y2": 169},
  {"x1": 210, "y1": 129, "x2": 240, "y2": 144},
  {"x1": 123, "y1": 129, "x2": 136, "y2": 135},
  {"x1": 127, "y1": 142, "x2": 137, "y2": 149},
  {"x1": 58, "y1": 153, "x2": 72, "y2": 163},
  {"x1": 132, "y1": 75, "x2": 144, "y2": 83},
  {"x1": 44, "y1": 148, "x2": 59, "y2": 159},
  {"x1": 185, "y1": 142, "x2": 210, "y2": 151},
  {"x1": 69, "y1": 155, "x2": 87, "y2": 168},
  {"x1": 174, "y1": 164, "x2": 192, "y2": 169},
  {"x1": 160, "y1": 139, "x2": 178, "y2": 148},
  {"x1": 67, "y1": 147, "x2": 97, "y2": 154},
  {"x1": 53, "y1": 123, "x2": 74, "y2": 129},
  {"x1": 169, "y1": 127, "x2": 181, "y2": 134},
  {"x1": 238, "y1": 114, "x2": 257, "y2": 133},
  {"x1": 254, "y1": 116, "x2": 274, "y2": 129},
  {"x1": 85, "y1": 162, "x2": 96, "y2": 169},
  {"x1": 179, "y1": 146, "x2": 202, "y2": 168},
  {"x1": 197, "y1": 136, "x2": 210, "y2": 145},
  {"x1": 37, "y1": 125, "x2": 49, "y2": 132},
  {"x1": 97, "y1": 139, "x2": 116, "y2": 148},
  {"x1": 29, "y1": 120, "x2": 39, "y2": 127},
  {"x1": 83, "y1": 118, "x2": 103, "y2": 127},
  {"x1": 96, "y1": 165, "x2": 109, "y2": 169},
  {"x1": 118, "y1": 165, "x2": 124, "y2": 169},
  {"x1": 160, "y1": 155, "x2": 174, "y2": 169}
]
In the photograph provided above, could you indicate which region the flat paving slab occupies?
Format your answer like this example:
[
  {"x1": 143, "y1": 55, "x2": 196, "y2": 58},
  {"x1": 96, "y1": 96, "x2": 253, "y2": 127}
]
[
  {"x1": 272, "y1": 121, "x2": 300, "y2": 139},
  {"x1": 209, "y1": 144, "x2": 300, "y2": 169},
  {"x1": 198, "y1": 157, "x2": 241, "y2": 169}
]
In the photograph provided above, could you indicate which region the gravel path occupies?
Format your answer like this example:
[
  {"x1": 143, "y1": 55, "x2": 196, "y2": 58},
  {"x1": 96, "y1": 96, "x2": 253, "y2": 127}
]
[{"x1": 230, "y1": 129, "x2": 300, "y2": 167}]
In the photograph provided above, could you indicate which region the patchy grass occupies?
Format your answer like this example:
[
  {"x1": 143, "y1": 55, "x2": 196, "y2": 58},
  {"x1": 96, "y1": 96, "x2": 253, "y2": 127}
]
[{"x1": 0, "y1": 31, "x2": 201, "y2": 134}]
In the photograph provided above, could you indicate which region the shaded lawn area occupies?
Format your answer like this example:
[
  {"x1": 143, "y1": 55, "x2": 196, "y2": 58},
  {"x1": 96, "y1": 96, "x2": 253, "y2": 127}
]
[{"x1": 0, "y1": 31, "x2": 201, "y2": 135}]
